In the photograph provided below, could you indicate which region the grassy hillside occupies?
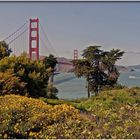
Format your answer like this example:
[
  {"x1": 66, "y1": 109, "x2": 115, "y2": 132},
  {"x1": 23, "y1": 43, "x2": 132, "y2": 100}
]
[
  {"x1": 77, "y1": 87, "x2": 140, "y2": 110},
  {"x1": 41, "y1": 87, "x2": 140, "y2": 139},
  {"x1": 0, "y1": 87, "x2": 140, "y2": 139}
]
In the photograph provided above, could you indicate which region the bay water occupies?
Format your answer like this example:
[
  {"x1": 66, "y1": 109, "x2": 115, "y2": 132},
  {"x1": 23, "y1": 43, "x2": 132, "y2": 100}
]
[{"x1": 54, "y1": 70, "x2": 140, "y2": 99}]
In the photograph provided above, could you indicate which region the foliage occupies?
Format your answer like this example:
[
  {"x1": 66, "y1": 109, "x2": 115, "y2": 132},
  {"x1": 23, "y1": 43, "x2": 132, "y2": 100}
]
[
  {"x1": 44, "y1": 103, "x2": 140, "y2": 139},
  {"x1": 75, "y1": 88, "x2": 140, "y2": 139},
  {"x1": 102, "y1": 83, "x2": 126, "y2": 91},
  {"x1": 40, "y1": 97, "x2": 77, "y2": 106},
  {"x1": 73, "y1": 46, "x2": 124, "y2": 97},
  {"x1": 0, "y1": 41, "x2": 11, "y2": 60},
  {"x1": 0, "y1": 94, "x2": 82, "y2": 139},
  {"x1": 43, "y1": 54, "x2": 58, "y2": 97},
  {"x1": 0, "y1": 91, "x2": 140, "y2": 139},
  {"x1": 0, "y1": 71, "x2": 26, "y2": 95},
  {"x1": 77, "y1": 88, "x2": 140, "y2": 110},
  {"x1": 47, "y1": 82, "x2": 58, "y2": 99},
  {"x1": 0, "y1": 53, "x2": 57, "y2": 98},
  {"x1": 43, "y1": 54, "x2": 57, "y2": 70}
]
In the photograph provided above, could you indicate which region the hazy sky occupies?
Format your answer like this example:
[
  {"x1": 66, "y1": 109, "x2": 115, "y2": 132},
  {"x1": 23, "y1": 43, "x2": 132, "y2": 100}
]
[{"x1": 0, "y1": 2, "x2": 140, "y2": 66}]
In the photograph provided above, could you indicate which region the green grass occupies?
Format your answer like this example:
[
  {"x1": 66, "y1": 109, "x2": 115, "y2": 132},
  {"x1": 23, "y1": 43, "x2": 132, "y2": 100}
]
[
  {"x1": 40, "y1": 98, "x2": 76, "y2": 106},
  {"x1": 40, "y1": 97, "x2": 87, "y2": 107},
  {"x1": 41, "y1": 87, "x2": 140, "y2": 112},
  {"x1": 76, "y1": 87, "x2": 140, "y2": 111}
]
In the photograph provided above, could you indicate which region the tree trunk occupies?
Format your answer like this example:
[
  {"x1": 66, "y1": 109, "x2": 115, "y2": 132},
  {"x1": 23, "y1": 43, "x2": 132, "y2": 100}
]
[
  {"x1": 87, "y1": 75, "x2": 90, "y2": 98},
  {"x1": 49, "y1": 72, "x2": 54, "y2": 83}
]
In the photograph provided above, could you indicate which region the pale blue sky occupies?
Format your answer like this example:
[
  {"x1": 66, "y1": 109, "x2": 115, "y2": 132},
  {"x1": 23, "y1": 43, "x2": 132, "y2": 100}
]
[{"x1": 0, "y1": 2, "x2": 140, "y2": 66}]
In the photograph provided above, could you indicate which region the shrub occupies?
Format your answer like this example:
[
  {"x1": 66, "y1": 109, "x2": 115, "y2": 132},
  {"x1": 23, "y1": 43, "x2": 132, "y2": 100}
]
[
  {"x1": 0, "y1": 54, "x2": 57, "y2": 98},
  {"x1": 0, "y1": 41, "x2": 11, "y2": 60},
  {"x1": 0, "y1": 95, "x2": 82, "y2": 139},
  {"x1": 0, "y1": 71, "x2": 26, "y2": 95}
]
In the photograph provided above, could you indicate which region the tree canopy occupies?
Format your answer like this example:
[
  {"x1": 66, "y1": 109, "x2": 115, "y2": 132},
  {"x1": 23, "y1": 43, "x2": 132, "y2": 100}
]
[
  {"x1": 0, "y1": 40, "x2": 59, "y2": 98},
  {"x1": 43, "y1": 54, "x2": 58, "y2": 70},
  {"x1": 0, "y1": 41, "x2": 11, "y2": 60},
  {"x1": 0, "y1": 53, "x2": 53, "y2": 97},
  {"x1": 73, "y1": 46, "x2": 124, "y2": 97}
]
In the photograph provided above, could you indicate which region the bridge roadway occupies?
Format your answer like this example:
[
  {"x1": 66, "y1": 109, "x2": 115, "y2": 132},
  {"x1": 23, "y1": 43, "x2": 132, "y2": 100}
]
[
  {"x1": 53, "y1": 72, "x2": 76, "y2": 85},
  {"x1": 52, "y1": 72, "x2": 87, "y2": 99},
  {"x1": 57, "y1": 61, "x2": 73, "y2": 65}
]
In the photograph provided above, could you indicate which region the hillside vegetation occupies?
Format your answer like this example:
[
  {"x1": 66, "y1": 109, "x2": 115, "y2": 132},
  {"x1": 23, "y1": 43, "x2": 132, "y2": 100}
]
[
  {"x1": 0, "y1": 87, "x2": 140, "y2": 139},
  {"x1": 77, "y1": 87, "x2": 140, "y2": 110}
]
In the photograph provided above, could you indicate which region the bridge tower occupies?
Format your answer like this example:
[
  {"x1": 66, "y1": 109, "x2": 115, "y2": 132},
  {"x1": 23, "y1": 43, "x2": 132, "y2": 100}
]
[
  {"x1": 29, "y1": 18, "x2": 39, "y2": 60},
  {"x1": 74, "y1": 49, "x2": 78, "y2": 60}
]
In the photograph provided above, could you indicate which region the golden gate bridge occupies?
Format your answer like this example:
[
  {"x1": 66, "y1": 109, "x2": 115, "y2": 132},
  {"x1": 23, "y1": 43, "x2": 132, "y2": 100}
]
[
  {"x1": 2, "y1": 17, "x2": 139, "y2": 69},
  {"x1": 2, "y1": 18, "x2": 78, "y2": 72},
  {"x1": 1, "y1": 17, "x2": 140, "y2": 85}
]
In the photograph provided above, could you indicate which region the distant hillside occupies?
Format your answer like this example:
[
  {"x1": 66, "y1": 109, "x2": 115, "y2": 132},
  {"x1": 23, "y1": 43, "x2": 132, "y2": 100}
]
[
  {"x1": 56, "y1": 58, "x2": 130, "y2": 72},
  {"x1": 56, "y1": 57, "x2": 72, "y2": 65},
  {"x1": 40, "y1": 55, "x2": 140, "y2": 72},
  {"x1": 116, "y1": 65, "x2": 128, "y2": 72},
  {"x1": 127, "y1": 65, "x2": 140, "y2": 70},
  {"x1": 56, "y1": 57, "x2": 134, "y2": 72},
  {"x1": 117, "y1": 64, "x2": 140, "y2": 72},
  {"x1": 56, "y1": 57, "x2": 74, "y2": 72},
  {"x1": 39, "y1": 55, "x2": 74, "y2": 72}
]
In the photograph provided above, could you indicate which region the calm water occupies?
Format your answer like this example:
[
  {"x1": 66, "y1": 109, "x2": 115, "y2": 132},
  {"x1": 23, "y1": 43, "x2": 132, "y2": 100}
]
[{"x1": 54, "y1": 70, "x2": 140, "y2": 99}]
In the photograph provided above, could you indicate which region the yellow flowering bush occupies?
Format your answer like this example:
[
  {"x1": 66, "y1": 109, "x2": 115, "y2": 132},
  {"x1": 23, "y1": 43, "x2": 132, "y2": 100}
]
[
  {"x1": 0, "y1": 94, "x2": 81, "y2": 139},
  {"x1": 0, "y1": 71, "x2": 26, "y2": 95}
]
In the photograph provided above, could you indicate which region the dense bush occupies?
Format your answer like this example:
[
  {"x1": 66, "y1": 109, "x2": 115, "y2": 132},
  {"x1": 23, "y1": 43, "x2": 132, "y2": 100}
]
[
  {"x1": 0, "y1": 54, "x2": 58, "y2": 98},
  {"x1": 0, "y1": 41, "x2": 11, "y2": 60},
  {"x1": 0, "y1": 71, "x2": 26, "y2": 95},
  {"x1": 0, "y1": 95, "x2": 81, "y2": 138}
]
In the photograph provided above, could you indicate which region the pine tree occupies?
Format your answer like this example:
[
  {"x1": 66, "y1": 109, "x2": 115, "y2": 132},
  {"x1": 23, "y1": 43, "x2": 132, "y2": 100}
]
[{"x1": 73, "y1": 46, "x2": 124, "y2": 97}]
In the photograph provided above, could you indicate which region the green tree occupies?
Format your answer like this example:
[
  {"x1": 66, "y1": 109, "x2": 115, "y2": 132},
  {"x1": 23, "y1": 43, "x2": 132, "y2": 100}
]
[
  {"x1": 43, "y1": 54, "x2": 58, "y2": 98},
  {"x1": 43, "y1": 54, "x2": 58, "y2": 82},
  {"x1": 43, "y1": 54, "x2": 58, "y2": 70},
  {"x1": 73, "y1": 46, "x2": 124, "y2": 97},
  {"x1": 0, "y1": 41, "x2": 11, "y2": 60},
  {"x1": 0, "y1": 53, "x2": 56, "y2": 98},
  {"x1": 101, "y1": 49, "x2": 124, "y2": 86}
]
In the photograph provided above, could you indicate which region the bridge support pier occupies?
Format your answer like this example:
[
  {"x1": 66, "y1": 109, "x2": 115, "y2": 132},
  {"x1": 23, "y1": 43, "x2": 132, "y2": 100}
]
[
  {"x1": 29, "y1": 18, "x2": 39, "y2": 60},
  {"x1": 74, "y1": 49, "x2": 78, "y2": 60}
]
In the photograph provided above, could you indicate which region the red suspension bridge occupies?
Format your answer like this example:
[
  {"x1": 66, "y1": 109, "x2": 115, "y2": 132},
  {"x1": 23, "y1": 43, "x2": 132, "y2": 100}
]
[
  {"x1": 2, "y1": 17, "x2": 140, "y2": 84},
  {"x1": 2, "y1": 17, "x2": 140, "y2": 69},
  {"x1": 2, "y1": 17, "x2": 78, "y2": 72}
]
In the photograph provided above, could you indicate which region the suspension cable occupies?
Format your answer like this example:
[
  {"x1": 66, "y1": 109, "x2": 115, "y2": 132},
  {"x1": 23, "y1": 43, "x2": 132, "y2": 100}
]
[
  {"x1": 3, "y1": 21, "x2": 28, "y2": 41},
  {"x1": 125, "y1": 51, "x2": 140, "y2": 54},
  {"x1": 40, "y1": 23, "x2": 58, "y2": 56},
  {"x1": 40, "y1": 36, "x2": 52, "y2": 55},
  {"x1": 8, "y1": 28, "x2": 28, "y2": 45}
]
